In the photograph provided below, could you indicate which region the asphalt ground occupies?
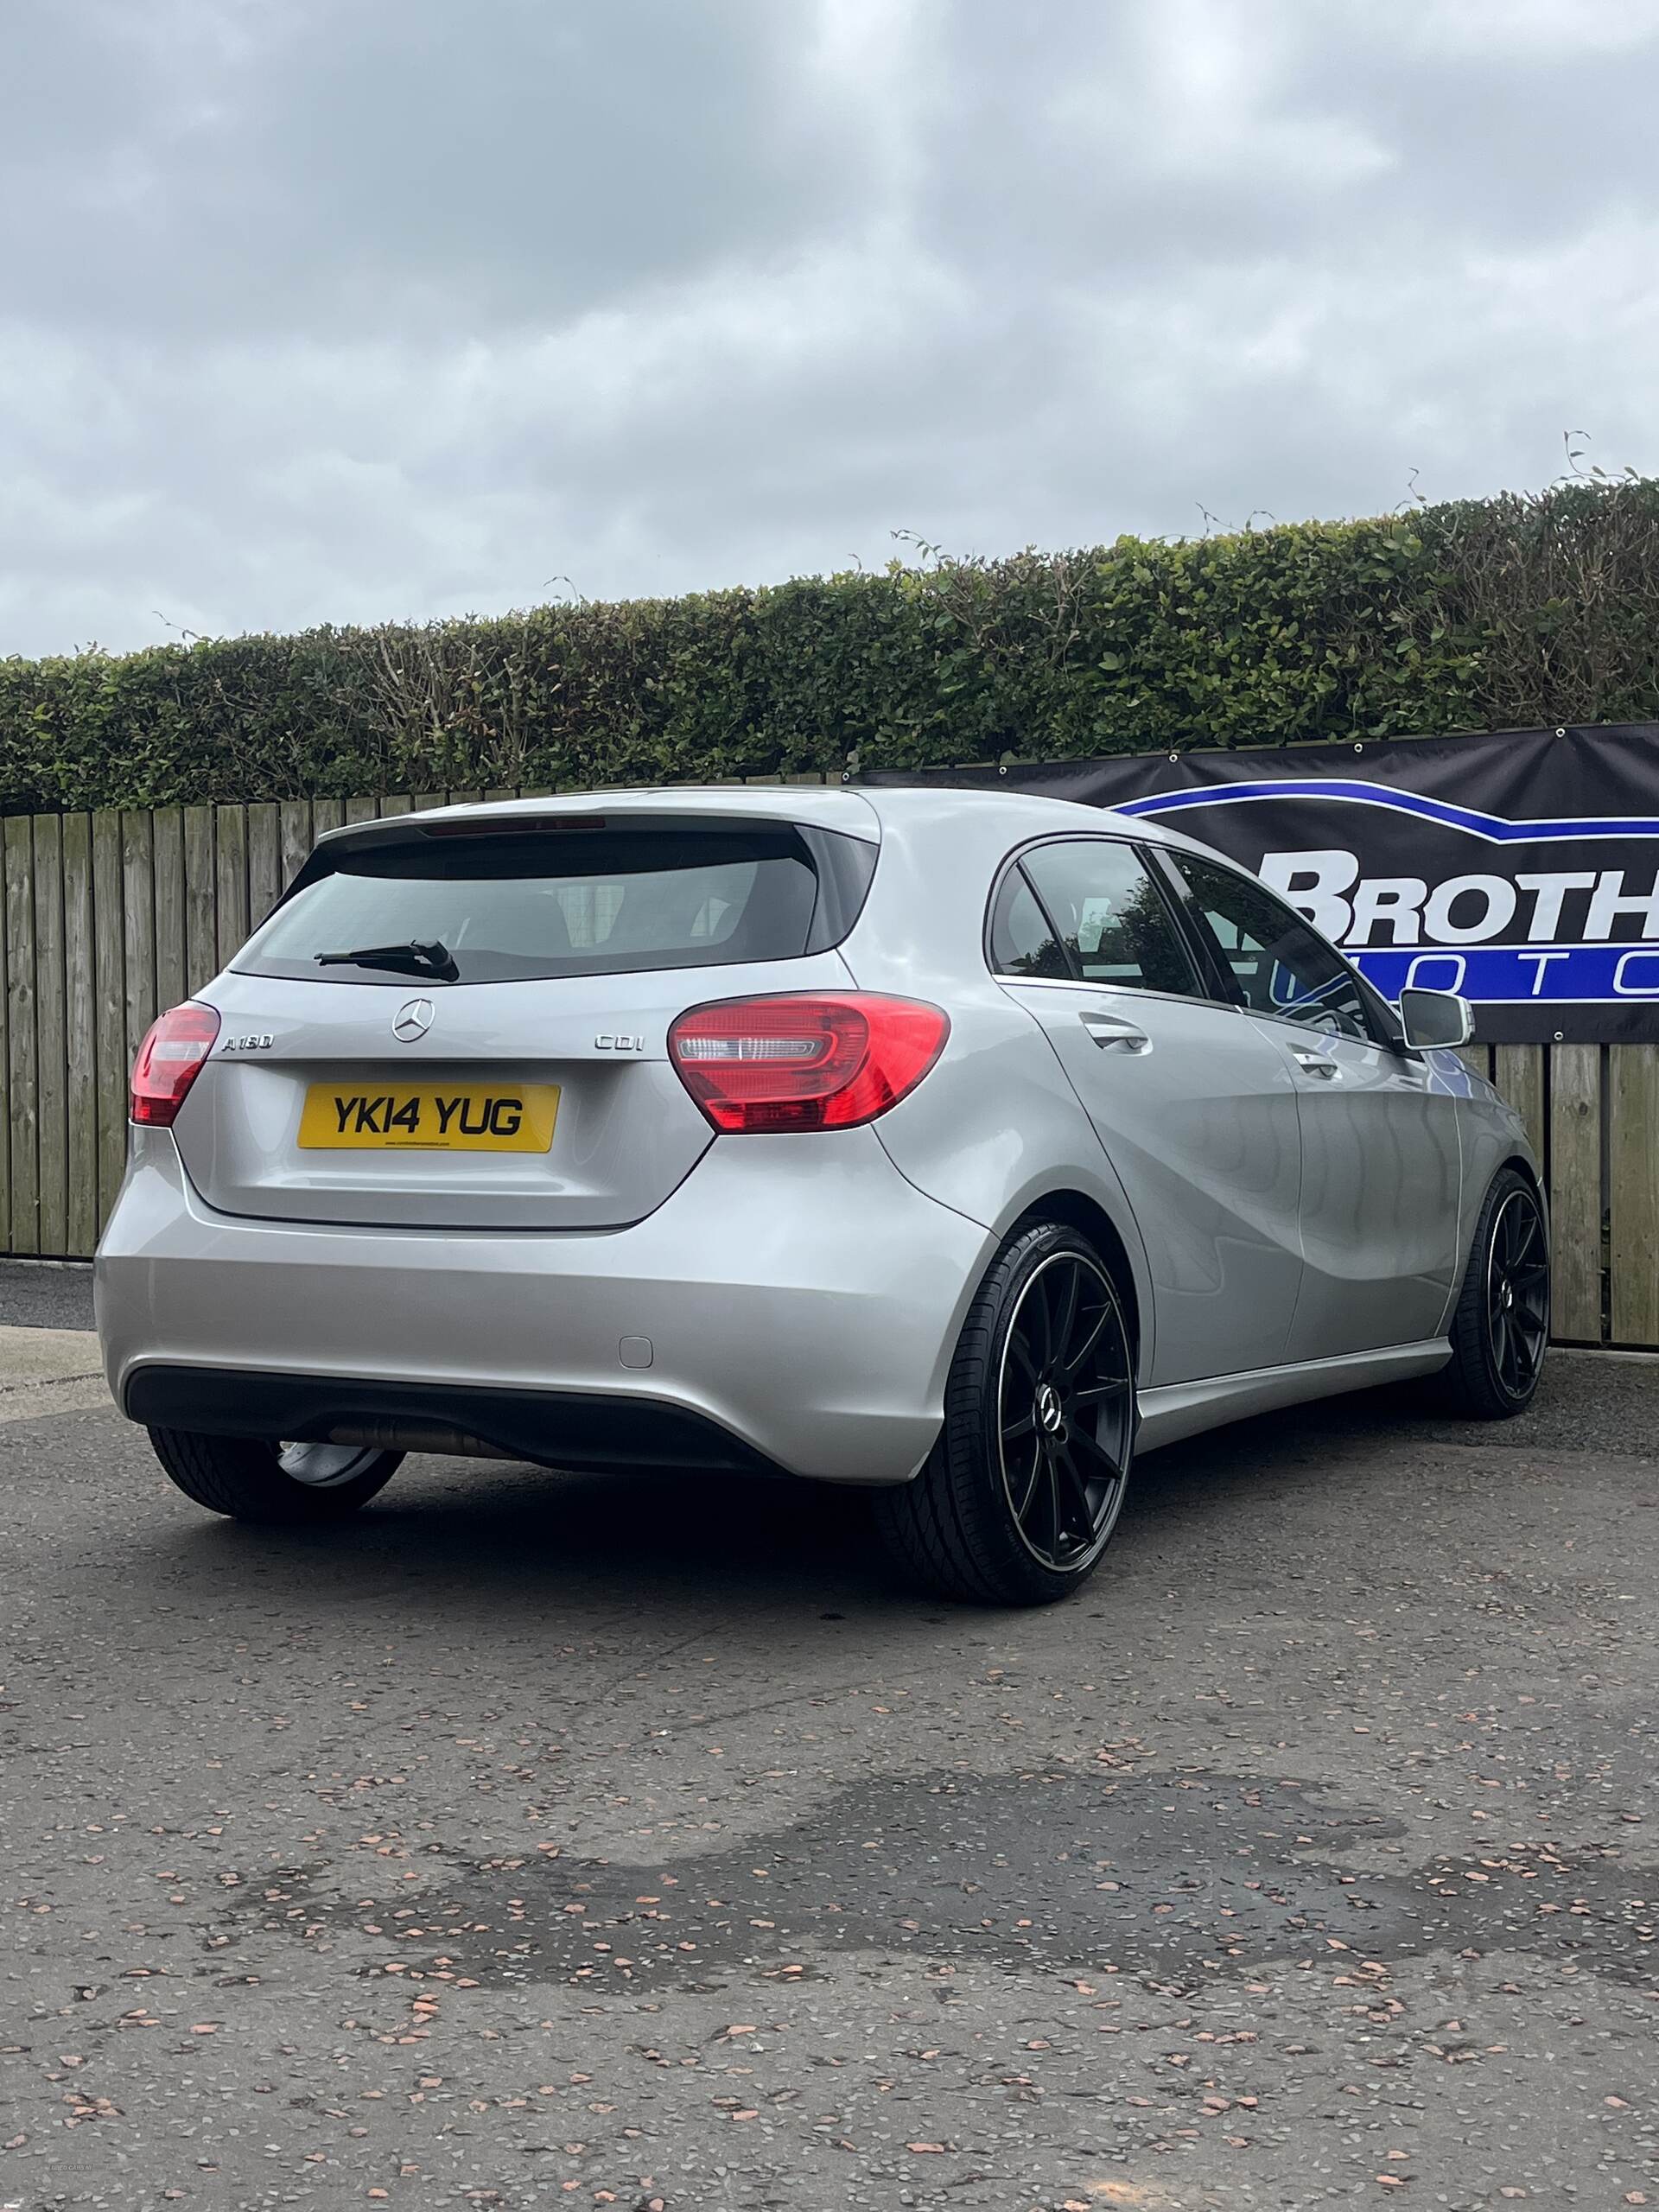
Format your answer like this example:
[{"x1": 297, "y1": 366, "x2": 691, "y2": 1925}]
[
  {"x1": 0, "y1": 1261, "x2": 94, "y2": 1333},
  {"x1": 0, "y1": 1310, "x2": 1654, "y2": 2211}
]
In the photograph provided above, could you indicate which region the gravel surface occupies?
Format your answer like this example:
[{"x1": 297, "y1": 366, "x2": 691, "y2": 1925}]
[
  {"x1": 0, "y1": 1260, "x2": 95, "y2": 1332},
  {"x1": 1, "y1": 1364, "x2": 1655, "y2": 2209}
]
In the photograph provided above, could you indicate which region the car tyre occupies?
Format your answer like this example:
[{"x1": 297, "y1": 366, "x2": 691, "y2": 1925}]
[
  {"x1": 874, "y1": 1220, "x2": 1136, "y2": 1606},
  {"x1": 1438, "y1": 1166, "x2": 1549, "y2": 1419},
  {"x1": 147, "y1": 1430, "x2": 403, "y2": 1522}
]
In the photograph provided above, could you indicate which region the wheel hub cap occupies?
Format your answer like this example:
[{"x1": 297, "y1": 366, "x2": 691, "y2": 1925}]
[{"x1": 1034, "y1": 1380, "x2": 1065, "y2": 1437}]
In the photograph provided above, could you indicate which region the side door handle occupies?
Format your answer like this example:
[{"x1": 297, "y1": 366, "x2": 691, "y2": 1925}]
[
  {"x1": 1080, "y1": 1011, "x2": 1152, "y2": 1054},
  {"x1": 1290, "y1": 1046, "x2": 1341, "y2": 1080}
]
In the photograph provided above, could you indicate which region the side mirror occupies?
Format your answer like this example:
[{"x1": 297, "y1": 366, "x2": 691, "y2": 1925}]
[{"x1": 1398, "y1": 986, "x2": 1473, "y2": 1051}]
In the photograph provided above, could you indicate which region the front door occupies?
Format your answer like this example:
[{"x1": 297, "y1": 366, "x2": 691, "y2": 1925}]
[
  {"x1": 991, "y1": 836, "x2": 1305, "y2": 1387},
  {"x1": 1160, "y1": 849, "x2": 1463, "y2": 1361}
]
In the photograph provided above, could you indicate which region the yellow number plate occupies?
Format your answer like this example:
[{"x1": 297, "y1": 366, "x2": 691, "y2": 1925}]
[{"x1": 298, "y1": 1083, "x2": 559, "y2": 1153}]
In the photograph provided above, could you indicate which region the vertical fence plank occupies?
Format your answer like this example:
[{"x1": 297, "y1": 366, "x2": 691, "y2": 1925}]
[
  {"x1": 152, "y1": 809, "x2": 187, "y2": 1014},
  {"x1": 182, "y1": 806, "x2": 217, "y2": 995},
  {"x1": 5, "y1": 817, "x2": 39, "y2": 1253},
  {"x1": 379, "y1": 793, "x2": 413, "y2": 818},
  {"x1": 121, "y1": 812, "x2": 156, "y2": 1075},
  {"x1": 215, "y1": 804, "x2": 250, "y2": 969},
  {"x1": 1609, "y1": 1044, "x2": 1659, "y2": 1347},
  {"x1": 312, "y1": 799, "x2": 345, "y2": 839},
  {"x1": 92, "y1": 811, "x2": 128, "y2": 1226},
  {"x1": 246, "y1": 802, "x2": 282, "y2": 931},
  {"x1": 1457, "y1": 1043, "x2": 1494, "y2": 1084},
  {"x1": 61, "y1": 814, "x2": 98, "y2": 1256},
  {"x1": 1493, "y1": 1045, "x2": 1546, "y2": 1166},
  {"x1": 32, "y1": 815, "x2": 67, "y2": 1254},
  {"x1": 1549, "y1": 1042, "x2": 1603, "y2": 1343},
  {"x1": 344, "y1": 795, "x2": 379, "y2": 826},
  {"x1": 0, "y1": 824, "x2": 10, "y2": 1247},
  {"x1": 278, "y1": 799, "x2": 315, "y2": 893}
]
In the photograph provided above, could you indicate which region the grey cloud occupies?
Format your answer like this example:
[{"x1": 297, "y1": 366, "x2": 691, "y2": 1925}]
[
  {"x1": 2, "y1": 0, "x2": 1657, "y2": 657},
  {"x1": 3, "y1": 0, "x2": 850, "y2": 339},
  {"x1": 912, "y1": 2, "x2": 1659, "y2": 283}
]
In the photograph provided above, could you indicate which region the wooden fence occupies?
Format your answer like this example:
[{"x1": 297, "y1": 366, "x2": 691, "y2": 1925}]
[{"x1": 0, "y1": 791, "x2": 1655, "y2": 1351}]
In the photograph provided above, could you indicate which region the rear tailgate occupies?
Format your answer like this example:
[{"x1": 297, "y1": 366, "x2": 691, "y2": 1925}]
[
  {"x1": 168, "y1": 806, "x2": 875, "y2": 1230},
  {"x1": 174, "y1": 960, "x2": 858, "y2": 1229}
]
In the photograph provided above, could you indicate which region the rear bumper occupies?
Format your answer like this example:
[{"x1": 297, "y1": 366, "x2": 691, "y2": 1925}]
[
  {"x1": 96, "y1": 1127, "x2": 992, "y2": 1486},
  {"x1": 123, "y1": 1365, "x2": 780, "y2": 1477}
]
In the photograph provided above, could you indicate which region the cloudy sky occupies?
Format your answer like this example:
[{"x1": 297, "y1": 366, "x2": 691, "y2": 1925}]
[{"x1": 4, "y1": 0, "x2": 1658, "y2": 658}]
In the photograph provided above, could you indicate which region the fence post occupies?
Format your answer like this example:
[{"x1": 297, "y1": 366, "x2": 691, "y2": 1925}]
[
  {"x1": 4, "y1": 817, "x2": 39, "y2": 1255},
  {"x1": 33, "y1": 813, "x2": 67, "y2": 1255},
  {"x1": 92, "y1": 811, "x2": 127, "y2": 1226},
  {"x1": 1609, "y1": 1046, "x2": 1659, "y2": 1346},
  {"x1": 1548, "y1": 1043, "x2": 1603, "y2": 1342},
  {"x1": 61, "y1": 814, "x2": 98, "y2": 1259}
]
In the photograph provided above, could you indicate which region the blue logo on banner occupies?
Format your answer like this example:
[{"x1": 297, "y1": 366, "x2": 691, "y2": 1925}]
[
  {"x1": 1114, "y1": 779, "x2": 1659, "y2": 842},
  {"x1": 1118, "y1": 776, "x2": 1659, "y2": 1010},
  {"x1": 1351, "y1": 944, "x2": 1659, "y2": 1003}
]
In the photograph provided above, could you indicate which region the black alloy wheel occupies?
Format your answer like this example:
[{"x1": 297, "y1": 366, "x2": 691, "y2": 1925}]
[
  {"x1": 874, "y1": 1220, "x2": 1138, "y2": 1605},
  {"x1": 1485, "y1": 1185, "x2": 1549, "y2": 1402},
  {"x1": 1440, "y1": 1165, "x2": 1550, "y2": 1419},
  {"x1": 996, "y1": 1249, "x2": 1134, "y2": 1573}
]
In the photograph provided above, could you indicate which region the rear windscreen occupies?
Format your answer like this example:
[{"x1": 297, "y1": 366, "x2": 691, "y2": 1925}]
[{"x1": 237, "y1": 822, "x2": 866, "y2": 985}]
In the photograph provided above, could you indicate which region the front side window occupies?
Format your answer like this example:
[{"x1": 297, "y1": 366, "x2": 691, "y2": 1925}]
[
  {"x1": 1169, "y1": 851, "x2": 1376, "y2": 1039},
  {"x1": 1007, "y1": 840, "x2": 1202, "y2": 997}
]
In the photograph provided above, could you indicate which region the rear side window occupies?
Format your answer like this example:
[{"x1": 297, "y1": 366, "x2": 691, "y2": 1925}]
[
  {"x1": 1012, "y1": 840, "x2": 1201, "y2": 997},
  {"x1": 238, "y1": 821, "x2": 874, "y2": 985},
  {"x1": 988, "y1": 871, "x2": 1071, "y2": 980}
]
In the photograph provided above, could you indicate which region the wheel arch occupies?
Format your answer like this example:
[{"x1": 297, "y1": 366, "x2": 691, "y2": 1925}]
[
  {"x1": 1463, "y1": 1150, "x2": 1548, "y2": 1273},
  {"x1": 1010, "y1": 1187, "x2": 1145, "y2": 1373},
  {"x1": 1502, "y1": 1150, "x2": 1545, "y2": 1209}
]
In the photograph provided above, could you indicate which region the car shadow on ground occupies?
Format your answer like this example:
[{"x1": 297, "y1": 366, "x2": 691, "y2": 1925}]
[{"x1": 130, "y1": 1356, "x2": 1649, "y2": 1631}]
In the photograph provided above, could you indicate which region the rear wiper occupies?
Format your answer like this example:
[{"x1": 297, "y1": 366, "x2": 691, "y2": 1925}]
[{"x1": 315, "y1": 938, "x2": 460, "y2": 982}]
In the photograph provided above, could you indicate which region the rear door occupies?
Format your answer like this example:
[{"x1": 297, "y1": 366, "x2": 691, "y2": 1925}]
[
  {"x1": 991, "y1": 836, "x2": 1305, "y2": 1386},
  {"x1": 1158, "y1": 847, "x2": 1461, "y2": 1360},
  {"x1": 174, "y1": 810, "x2": 873, "y2": 1230}
]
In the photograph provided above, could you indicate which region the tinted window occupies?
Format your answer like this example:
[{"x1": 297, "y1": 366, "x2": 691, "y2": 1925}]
[
  {"x1": 1171, "y1": 852, "x2": 1375, "y2": 1039},
  {"x1": 988, "y1": 871, "x2": 1070, "y2": 980},
  {"x1": 1018, "y1": 841, "x2": 1201, "y2": 996},
  {"x1": 240, "y1": 824, "x2": 836, "y2": 985}
]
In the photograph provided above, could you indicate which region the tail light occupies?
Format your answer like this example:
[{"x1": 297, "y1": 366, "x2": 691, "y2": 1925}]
[
  {"x1": 670, "y1": 992, "x2": 949, "y2": 1133},
  {"x1": 130, "y1": 1001, "x2": 220, "y2": 1126}
]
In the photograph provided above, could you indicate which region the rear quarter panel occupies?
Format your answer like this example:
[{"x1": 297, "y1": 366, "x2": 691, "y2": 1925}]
[{"x1": 836, "y1": 797, "x2": 1159, "y2": 1375}]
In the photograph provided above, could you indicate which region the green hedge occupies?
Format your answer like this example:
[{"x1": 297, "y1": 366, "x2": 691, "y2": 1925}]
[{"x1": 5, "y1": 477, "x2": 1658, "y2": 812}]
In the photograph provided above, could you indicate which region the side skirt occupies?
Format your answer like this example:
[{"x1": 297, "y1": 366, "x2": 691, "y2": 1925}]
[{"x1": 1136, "y1": 1339, "x2": 1452, "y2": 1453}]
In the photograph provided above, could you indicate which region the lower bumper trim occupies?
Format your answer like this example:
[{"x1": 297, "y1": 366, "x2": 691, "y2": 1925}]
[{"x1": 124, "y1": 1364, "x2": 783, "y2": 1478}]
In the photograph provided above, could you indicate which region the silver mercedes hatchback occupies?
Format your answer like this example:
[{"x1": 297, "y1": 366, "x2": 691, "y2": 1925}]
[{"x1": 96, "y1": 785, "x2": 1548, "y2": 1605}]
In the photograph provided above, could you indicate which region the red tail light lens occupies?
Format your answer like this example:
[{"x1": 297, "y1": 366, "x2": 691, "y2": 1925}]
[
  {"x1": 670, "y1": 993, "x2": 950, "y2": 1133},
  {"x1": 130, "y1": 1001, "x2": 220, "y2": 1126}
]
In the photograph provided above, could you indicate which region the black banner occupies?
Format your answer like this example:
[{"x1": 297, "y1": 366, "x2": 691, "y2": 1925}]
[{"x1": 865, "y1": 723, "x2": 1659, "y2": 1043}]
